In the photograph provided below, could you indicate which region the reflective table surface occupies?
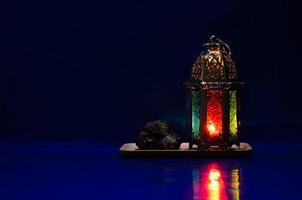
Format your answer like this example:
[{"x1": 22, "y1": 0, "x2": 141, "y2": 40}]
[{"x1": 0, "y1": 143, "x2": 301, "y2": 200}]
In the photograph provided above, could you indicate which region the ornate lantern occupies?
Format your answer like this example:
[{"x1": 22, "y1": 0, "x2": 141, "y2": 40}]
[{"x1": 186, "y1": 36, "x2": 243, "y2": 150}]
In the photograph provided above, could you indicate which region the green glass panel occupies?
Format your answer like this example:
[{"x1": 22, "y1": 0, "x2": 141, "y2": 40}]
[
  {"x1": 229, "y1": 90, "x2": 238, "y2": 138},
  {"x1": 192, "y1": 91, "x2": 200, "y2": 140}
]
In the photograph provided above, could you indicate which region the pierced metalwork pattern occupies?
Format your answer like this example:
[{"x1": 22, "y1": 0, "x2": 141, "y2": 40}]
[
  {"x1": 191, "y1": 37, "x2": 237, "y2": 81},
  {"x1": 191, "y1": 52, "x2": 206, "y2": 80}
]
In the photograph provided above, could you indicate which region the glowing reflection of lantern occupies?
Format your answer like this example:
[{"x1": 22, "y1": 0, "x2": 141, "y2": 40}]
[
  {"x1": 207, "y1": 167, "x2": 224, "y2": 200},
  {"x1": 192, "y1": 163, "x2": 240, "y2": 200},
  {"x1": 231, "y1": 169, "x2": 240, "y2": 200},
  {"x1": 186, "y1": 35, "x2": 243, "y2": 149}
]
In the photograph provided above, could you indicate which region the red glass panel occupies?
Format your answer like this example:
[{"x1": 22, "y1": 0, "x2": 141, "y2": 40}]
[{"x1": 206, "y1": 90, "x2": 223, "y2": 138}]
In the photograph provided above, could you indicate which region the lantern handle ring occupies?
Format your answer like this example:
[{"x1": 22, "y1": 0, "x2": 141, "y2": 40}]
[{"x1": 216, "y1": 37, "x2": 231, "y2": 55}]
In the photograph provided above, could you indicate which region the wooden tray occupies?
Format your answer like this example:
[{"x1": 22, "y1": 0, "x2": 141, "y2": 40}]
[{"x1": 119, "y1": 142, "x2": 252, "y2": 157}]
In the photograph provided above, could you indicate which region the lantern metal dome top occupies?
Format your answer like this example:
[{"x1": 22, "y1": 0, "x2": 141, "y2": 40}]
[{"x1": 189, "y1": 35, "x2": 241, "y2": 85}]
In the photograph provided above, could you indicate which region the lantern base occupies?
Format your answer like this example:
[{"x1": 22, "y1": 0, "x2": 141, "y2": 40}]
[{"x1": 119, "y1": 142, "x2": 252, "y2": 157}]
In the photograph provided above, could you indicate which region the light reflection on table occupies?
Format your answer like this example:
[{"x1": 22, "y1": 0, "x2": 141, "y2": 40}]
[
  {"x1": 3, "y1": 144, "x2": 302, "y2": 199},
  {"x1": 192, "y1": 163, "x2": 240, "y2": 200}
]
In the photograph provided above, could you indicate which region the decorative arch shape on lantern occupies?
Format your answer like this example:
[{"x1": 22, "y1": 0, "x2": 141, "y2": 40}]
[
  {"x1": 191, "y1": 35, "x2": 237, "y2": 82},
  {"x1": 185, "y1": 35, "x2": 244, "y2": 150}
]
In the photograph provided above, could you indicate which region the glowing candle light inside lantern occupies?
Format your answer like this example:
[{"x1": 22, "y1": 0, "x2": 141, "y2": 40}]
[{"x1": 207, "y1": 122, "x2": 218, "y2": 136}]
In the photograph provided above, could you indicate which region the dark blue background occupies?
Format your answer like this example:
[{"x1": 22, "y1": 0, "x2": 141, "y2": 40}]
[
  {"x1": 1, "y1": 0, "x2": 302, "y2": 144},
  {"x1": 1, "y1": 1, "x2": 302, "y2": 200}
]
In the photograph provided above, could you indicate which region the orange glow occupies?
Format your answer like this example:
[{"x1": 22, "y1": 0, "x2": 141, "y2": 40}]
[
  {"x1": 192, "y1": 164, "x2": 241, "y2": 200},
  {"x1": 206, "y1": 90, "x2": 222, "y2": 138},
  {"x1": 209, "y1": 169, "x2": 221, "y2": 181},
  {"x1": 197, "y1": 164, "x2": 227, "y2": 200},
  {"x1": 208, "y1": 169, "x2": 222, "y2": 200},
  {"x1": 207, "y1": 122, "x2": 219, "y2": 136}
]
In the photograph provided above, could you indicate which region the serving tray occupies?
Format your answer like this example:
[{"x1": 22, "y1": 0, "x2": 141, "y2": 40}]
[{"x1": 119, "y1": 142, "x2": 252, "y2": 157}]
